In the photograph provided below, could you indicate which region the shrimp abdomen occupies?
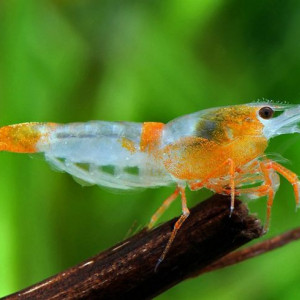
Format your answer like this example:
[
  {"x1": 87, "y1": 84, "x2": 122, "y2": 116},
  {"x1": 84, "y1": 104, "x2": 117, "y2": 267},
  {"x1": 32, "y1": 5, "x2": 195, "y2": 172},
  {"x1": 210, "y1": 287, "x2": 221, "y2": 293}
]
[{"x1": 38, "y1": 121, "x2": 172, "y2": 189}]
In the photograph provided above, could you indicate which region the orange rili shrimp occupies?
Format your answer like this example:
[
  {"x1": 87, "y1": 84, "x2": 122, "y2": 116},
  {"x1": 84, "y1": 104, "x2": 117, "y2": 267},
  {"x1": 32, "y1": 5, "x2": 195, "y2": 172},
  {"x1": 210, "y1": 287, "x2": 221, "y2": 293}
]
[{"x1": 1, "y1": 103, "x2": 299, "y2": 268}]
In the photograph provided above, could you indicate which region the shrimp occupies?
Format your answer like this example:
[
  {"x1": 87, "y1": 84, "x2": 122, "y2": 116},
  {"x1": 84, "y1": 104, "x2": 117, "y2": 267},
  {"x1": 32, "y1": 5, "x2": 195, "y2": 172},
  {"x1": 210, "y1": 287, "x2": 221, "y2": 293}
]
[{"x1": 1, "y1": 102, "x2": 300, "y2": 269}]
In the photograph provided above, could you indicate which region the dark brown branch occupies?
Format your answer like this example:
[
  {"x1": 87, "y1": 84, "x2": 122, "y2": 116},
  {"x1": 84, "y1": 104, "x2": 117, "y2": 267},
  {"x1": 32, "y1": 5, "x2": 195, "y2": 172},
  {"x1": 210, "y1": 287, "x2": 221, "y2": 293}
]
[
  {"x1": 198, "y1": 226, "x2": 300, "y2": 275},
  {"x1": 2, "y1": 195, "x2": 263, "y2": 300}
]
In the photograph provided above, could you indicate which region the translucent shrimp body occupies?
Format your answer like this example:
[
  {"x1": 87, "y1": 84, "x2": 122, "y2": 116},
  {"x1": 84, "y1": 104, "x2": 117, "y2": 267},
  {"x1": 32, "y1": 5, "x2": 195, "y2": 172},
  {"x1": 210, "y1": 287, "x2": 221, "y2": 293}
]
[
  {"x1": 37, "y1": 121, "x2": 173, "y2": 190},
  {"x1": 1, "y1": 102, "x2": 299, "y2": 268}
]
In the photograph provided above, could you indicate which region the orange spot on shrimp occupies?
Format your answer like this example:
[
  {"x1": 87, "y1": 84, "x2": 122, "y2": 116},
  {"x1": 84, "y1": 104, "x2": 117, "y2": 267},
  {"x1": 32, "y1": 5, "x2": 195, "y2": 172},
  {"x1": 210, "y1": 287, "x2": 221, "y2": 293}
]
[
  {"x1": 140, "y1": 122, "x2": 165, "y2": 152},
  {"x1": 121, "y1": 137, "x2": 136, "y2": 153},
  {"x1": 0, "y1": 123, "x2": 43, "y2": 153}
]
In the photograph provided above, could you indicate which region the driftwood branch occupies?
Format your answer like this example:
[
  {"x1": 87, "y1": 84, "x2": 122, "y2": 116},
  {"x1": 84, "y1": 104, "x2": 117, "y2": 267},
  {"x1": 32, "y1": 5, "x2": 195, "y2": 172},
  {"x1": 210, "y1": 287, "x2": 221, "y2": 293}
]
[
  {"x1": 198, "y1": 225, "x2": 300, "y2": 275},
  {"x1": 2, "y1": 194, "x2": 266, "y2": 299}
]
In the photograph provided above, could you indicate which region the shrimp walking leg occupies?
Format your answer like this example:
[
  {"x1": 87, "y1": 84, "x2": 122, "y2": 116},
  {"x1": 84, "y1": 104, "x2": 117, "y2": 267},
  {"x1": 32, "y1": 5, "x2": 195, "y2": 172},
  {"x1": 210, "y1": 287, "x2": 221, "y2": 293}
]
[
  {"x1": 264, "y1": 160, "x2": 300, "y2": 208},
  {"x1": 189, "y1": 158, "x2": 236, "y2": 215},
  {"x1": 147, "y1": 187, "x2": 180, "y2": 229},
  {"x1": 235, "y1": 185, "x2": 269, "y2": 196},
  {"x1": 260, "y1": 162, "x2": 275, "y2": 232},
  {"x1": 233, "y1": 183, "x2": 273, "y2": 231},
  {"x1": 155, "y1": 186, "x2": 189, "y2": 271},
  {"x1": 229, "y1": 159, "x2": 235, "y2": 216},
  {"x1": 235, "y1": 163, "x2": 275, "y2": 231}
]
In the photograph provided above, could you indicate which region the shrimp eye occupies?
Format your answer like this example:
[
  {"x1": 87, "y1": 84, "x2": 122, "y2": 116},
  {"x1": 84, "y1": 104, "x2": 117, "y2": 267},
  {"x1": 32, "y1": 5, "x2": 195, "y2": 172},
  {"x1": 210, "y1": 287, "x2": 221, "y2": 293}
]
[{"x1": 259, "y1": 106, "x2": 274, "y2": 119}]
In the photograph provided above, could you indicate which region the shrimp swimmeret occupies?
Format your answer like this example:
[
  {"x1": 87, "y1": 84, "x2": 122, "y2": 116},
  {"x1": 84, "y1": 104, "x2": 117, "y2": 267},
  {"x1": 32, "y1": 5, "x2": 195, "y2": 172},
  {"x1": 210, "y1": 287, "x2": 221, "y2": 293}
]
[{"x1": 1, "y1": 103, "x2": 300, "y2": 268}]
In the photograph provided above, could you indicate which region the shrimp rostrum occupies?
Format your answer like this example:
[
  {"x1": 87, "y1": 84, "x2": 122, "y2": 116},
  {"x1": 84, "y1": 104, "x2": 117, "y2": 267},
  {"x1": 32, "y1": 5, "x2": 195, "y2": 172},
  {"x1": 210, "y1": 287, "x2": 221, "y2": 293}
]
[{"x1": 1, "y1": 103, "x2": 300, "y2": 267}]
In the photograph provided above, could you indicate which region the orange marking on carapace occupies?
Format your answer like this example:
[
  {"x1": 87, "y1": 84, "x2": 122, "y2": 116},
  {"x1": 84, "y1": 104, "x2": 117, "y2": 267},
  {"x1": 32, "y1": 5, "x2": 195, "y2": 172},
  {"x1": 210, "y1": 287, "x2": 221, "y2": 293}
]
[
  {"x1": 140, "y1": 122, "x2": 165, "y2": 152},
  {"x1": 0, "y1": 123, "x2": 42, "y2": 153},
  {"x1": 163, "y1": 134, "x2": 267, "y2": 181},
  {"x1": 121, "y1": 137, "x2": 136, "y2": 153}
]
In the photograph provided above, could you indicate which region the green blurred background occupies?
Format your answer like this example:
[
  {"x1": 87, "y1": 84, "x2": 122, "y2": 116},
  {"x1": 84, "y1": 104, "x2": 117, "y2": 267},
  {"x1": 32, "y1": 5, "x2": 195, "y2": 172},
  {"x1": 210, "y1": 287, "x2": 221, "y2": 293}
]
[{"x1": 1, "y1": 0, "x2": 300, "y2": 298}]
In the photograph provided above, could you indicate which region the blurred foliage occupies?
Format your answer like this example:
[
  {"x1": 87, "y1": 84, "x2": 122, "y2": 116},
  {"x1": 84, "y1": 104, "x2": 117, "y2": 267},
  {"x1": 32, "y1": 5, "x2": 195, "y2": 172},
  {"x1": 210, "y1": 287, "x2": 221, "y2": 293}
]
[{"x1": 0, "y1": 0, "x2": 300, "y2": 298}]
